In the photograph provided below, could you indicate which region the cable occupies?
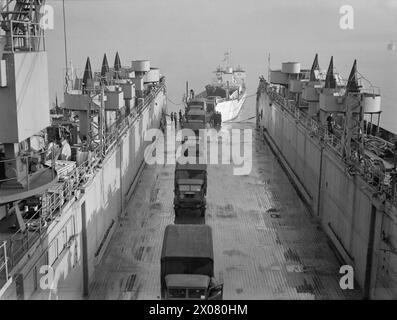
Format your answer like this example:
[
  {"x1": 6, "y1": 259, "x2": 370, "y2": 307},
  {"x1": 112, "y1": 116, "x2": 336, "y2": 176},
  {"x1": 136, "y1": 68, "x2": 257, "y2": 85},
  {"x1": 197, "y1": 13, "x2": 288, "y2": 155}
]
[
  {"x1": 167, "y1": 97, "x2": 184, "y2": 106},
  {"x1": 224, "y1": 115, "x2": 256, "y2": 123}
]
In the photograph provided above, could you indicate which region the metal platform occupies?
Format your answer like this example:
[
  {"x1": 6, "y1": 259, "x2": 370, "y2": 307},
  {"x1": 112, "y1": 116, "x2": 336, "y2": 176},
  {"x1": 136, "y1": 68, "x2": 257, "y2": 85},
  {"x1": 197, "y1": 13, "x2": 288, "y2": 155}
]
[{"x1": 88, "y1": 102, "x2": 363, "y2": 300}]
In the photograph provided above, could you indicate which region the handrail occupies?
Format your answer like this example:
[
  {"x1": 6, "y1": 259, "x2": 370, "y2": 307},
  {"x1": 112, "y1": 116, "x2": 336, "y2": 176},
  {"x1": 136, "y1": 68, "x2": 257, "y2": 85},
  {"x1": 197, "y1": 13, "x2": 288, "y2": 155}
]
[
  {"x1": 0, "y1": 149, "x2": 56, "y2": 190},
  {"x1": 1, "y1": 19, "x2": 45, "y2": 52},
  {"x1": 0, "y1": 241, "x2": 9, "y2": 289}
]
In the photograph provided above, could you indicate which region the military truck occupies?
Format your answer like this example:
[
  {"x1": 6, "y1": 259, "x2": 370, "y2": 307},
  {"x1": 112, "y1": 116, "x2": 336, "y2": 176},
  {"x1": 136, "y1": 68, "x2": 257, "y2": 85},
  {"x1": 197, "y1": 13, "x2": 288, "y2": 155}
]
[
  {"x1": 184, "y1": 97, "x2": 220, "y2": 129},
  {"x1": 174, "y1": 176, "x2": 206, "y2": 217},
  {"x1": 182, "y1": 108, "x2": 207, "y2": 134},
  {"x1": 160, "y1": 224, "x2": 223, "y2": 300}
]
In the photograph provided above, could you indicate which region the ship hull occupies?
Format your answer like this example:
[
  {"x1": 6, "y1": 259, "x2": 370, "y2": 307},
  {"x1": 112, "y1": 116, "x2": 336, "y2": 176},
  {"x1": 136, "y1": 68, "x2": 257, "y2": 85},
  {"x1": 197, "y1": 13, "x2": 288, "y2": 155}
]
[
  {"x1": 257, "y1": 81, "x2": 397, "y2": 300},
  {"x1": 215, "y1": 93, "x2": 246, "y2": 122}
]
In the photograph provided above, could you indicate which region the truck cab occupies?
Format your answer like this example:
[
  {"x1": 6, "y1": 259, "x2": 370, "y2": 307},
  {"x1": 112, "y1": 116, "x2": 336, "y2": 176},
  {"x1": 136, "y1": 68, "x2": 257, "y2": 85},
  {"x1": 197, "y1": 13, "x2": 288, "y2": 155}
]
[
  {"x1": 174, "y1": 178, "x2": 206, "y2": 217},
  {"x1": 161, "y1": 224, "x2": 223, "y2": 300},
  {"x1": 175, "y1": 163, "x2": 207, "y2": 191}
]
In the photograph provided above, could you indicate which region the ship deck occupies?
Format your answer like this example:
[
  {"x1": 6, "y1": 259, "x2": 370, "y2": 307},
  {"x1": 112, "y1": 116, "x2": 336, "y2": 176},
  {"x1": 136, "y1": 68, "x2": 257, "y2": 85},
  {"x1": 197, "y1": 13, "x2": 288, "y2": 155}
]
[{"x1": 88, "y1": 100, "x2": 363, "y2": 300}]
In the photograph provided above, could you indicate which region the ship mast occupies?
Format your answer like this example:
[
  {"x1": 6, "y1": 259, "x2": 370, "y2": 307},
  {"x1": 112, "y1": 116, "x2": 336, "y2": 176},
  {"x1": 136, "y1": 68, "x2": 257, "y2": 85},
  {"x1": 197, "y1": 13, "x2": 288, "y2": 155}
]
[
  {"x1": 227, "y1": 49, "x2": 232, "y2": 68},
  {"x1": 223, "y1": 49, "x2": 232, "y2": 70},
  {"x1": 62, "y1": 0, "x2": 70, "y2": 90}
]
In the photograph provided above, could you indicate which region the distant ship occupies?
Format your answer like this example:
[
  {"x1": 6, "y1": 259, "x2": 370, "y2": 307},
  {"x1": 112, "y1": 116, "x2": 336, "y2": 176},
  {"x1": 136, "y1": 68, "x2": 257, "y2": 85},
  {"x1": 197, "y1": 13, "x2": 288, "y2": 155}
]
[
  {"x1": 199, "y1": 52, "x2": 247, "y2": 122},
  {"x1": 387, "y1": 41, "x2": 396, "y2": 51}
]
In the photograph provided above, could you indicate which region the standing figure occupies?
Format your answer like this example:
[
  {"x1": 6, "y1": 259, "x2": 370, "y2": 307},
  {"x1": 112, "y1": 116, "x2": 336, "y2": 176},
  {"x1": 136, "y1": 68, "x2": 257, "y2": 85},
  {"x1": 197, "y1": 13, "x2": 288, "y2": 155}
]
[
  {"x1": 170, "y1": 112, "x2": 174, "y2": 122},
  {"x1": 59, "y1": 137, "x2": 71, "y2": 161},
  {"x1": 326, "y1": 113, "x2": 334, "y2": 134},
  {"x1": 179, "y1": 110, "x2": 183, "y2": 123}
]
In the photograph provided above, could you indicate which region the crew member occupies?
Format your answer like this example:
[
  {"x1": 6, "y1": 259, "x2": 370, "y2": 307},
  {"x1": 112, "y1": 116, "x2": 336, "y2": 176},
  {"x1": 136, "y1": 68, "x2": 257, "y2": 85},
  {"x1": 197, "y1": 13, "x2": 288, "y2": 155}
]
[
  {"x1": 59, "y1": 137, "x2": 71, "y2": 161},
  {"x1": 326, "y1": 113, "x2": 334, "y2": 134},
  {"x1": 46, "y1": 138, "x2": 60, "y2": 161},
  {"x1": 160, "y1": 116, "x2": 165, "y2": 133}
]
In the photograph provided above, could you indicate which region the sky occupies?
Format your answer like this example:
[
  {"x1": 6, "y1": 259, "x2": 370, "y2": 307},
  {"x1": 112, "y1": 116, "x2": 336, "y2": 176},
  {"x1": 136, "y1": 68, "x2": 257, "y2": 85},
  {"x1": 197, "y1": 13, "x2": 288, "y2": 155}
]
[{"x1": 45, "y1": 0, "x2": 397, "y2": 131}]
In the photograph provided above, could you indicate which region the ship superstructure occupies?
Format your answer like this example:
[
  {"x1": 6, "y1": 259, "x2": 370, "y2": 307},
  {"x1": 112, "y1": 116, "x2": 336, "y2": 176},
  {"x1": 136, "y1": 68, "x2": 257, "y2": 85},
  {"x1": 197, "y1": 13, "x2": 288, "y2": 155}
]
[
  {"x1": 0, "y1": 0, "x2": 167, "y2": 299},
  {"x1": 199, "y1": 53, "x2": 247, "y2": 122},
  {"x1": 257, "y1": 53, "x2": 397, "y2": 299}
]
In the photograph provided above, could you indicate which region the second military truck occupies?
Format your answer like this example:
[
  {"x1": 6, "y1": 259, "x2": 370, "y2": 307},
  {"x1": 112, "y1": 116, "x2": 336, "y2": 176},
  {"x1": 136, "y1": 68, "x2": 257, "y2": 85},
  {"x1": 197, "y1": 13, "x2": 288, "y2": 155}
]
[
  {"x1": 174, "y1": 163, "x2": 207, "y2": 217},
  {"x1": 160, "y1": 224, "x2": 223, "y2": 300}
]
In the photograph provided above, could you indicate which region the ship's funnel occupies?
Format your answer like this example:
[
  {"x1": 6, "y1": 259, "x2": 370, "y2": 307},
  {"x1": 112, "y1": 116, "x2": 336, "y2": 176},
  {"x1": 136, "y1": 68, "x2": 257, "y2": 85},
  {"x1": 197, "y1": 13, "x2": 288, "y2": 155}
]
[
  {"x1": 324, "y1": 56, "x2": 336, "y2": 89},
  {"x1": 82, "y1": 57, "x2": 93, "y2": 84},
  {"x1": 101, "y1": 54, "x2": 110, "y2": 77},
  {"x1": 114, "y1": 52, "x2": 121, "y2": 71},
  {"x1": 310, "y1": 53, "x2": 319, "y2": 81},
  {"x1": 346, "y1": 59, "x2": 360, "y2": 93}
]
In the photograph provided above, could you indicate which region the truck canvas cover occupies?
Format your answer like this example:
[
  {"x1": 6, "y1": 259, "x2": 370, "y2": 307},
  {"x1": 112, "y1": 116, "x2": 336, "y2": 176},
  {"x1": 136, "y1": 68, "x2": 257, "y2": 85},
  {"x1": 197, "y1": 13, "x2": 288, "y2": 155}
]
[
  {"x1": 175, "y1": 164, "x2": 207, "y2": 180},
  {"x1": 175, "y1": 163, "x2": 207, "y2": 171},
  {"x1": 161, "y1": 224, "x2": 213, "y2": 260},
  {"x1": 161, "y1": 225, "x2": 214, "y2": 281},
  {"x1": 188, "y1": 99, "x2": 206, "y2": 108}
]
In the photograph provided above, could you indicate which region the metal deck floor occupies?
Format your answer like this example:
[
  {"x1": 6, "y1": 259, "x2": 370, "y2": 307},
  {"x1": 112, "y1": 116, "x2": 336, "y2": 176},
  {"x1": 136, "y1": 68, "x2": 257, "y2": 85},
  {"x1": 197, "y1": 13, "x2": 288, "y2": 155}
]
[{"x1": 89, "y1": 101, "x2": 363, "y2": 300}]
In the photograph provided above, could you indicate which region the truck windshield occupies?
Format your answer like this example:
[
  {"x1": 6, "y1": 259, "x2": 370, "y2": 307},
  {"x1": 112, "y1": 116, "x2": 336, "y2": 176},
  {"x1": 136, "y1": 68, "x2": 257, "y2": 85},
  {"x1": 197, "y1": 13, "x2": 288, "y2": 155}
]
[
  {"x1": 190, "y1": 185, "x2": 201, "y2": 192},
  {"x1": 188, "y1": 288, "x2": 206, "y2": 299},
  {"x1": 179, "y1": 185, "x2": 201, "y2": 192},
  {"x1": 168, "y1": 288, "x2": 186, "y2": 298}
]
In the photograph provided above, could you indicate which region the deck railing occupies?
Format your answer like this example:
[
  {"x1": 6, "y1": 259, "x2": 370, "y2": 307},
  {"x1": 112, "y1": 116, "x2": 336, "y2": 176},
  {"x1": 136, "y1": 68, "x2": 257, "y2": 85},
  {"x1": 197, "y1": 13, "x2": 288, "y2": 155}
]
[
  {"x1": 0, "y1": 241, "x2": 9, "y2": 292},
  {"x1": 0, "y1": 149, "x2": 56, "y2": 191},
  {"x1": 0, "y1": 20, "x2": 45, "y2": 52}
]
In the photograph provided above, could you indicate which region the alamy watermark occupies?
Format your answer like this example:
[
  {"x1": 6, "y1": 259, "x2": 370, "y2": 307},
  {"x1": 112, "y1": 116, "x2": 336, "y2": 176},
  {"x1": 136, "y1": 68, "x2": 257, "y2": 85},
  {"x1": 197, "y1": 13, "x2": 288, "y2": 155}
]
[
  {"x1": 143, "y1": 128, "x2": 253, "y2": 175},
  {"x1": 39, "y1": 5, "x2": 54, "y2": 30},
  {"x1": 339, "y1": 5, "x2": 354, "y2": 30},
  {"x1": 339, "y1": 265, "x2": 354, "y2": 290}
]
